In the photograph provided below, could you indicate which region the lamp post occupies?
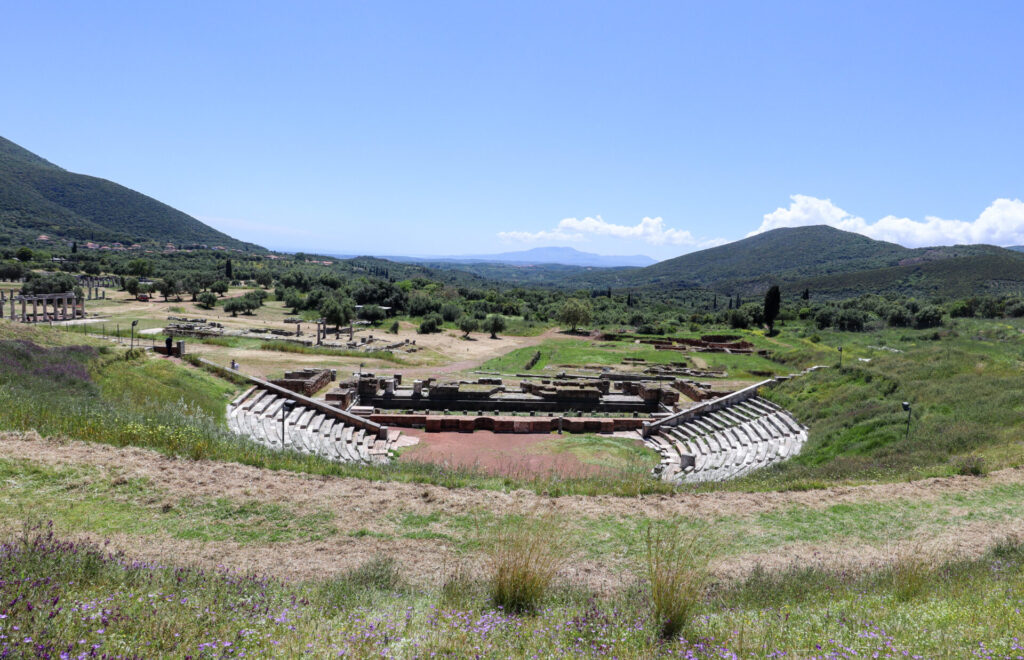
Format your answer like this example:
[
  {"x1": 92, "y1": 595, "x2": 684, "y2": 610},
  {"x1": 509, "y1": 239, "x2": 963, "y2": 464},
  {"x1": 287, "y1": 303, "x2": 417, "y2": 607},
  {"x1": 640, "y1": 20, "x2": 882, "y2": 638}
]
[
  {"x1": 837, "y1": 345, "x2": 843, "y2": 368},
  {"x1": 902, "y1": 401, "x2": 912, "y2": 441},
  {"x1": 282, "y1": 400, "x2": 296, "y2": 446},
  {"x1": 130, "y1": 320, "x2": 138, "y2": 350}
]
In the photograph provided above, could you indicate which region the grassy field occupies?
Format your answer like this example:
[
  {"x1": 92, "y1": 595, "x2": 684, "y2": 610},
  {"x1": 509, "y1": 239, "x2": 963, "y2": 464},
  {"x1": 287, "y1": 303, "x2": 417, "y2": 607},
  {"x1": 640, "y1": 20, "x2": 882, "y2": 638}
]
[
  {"x1": 480, "y1": 335, "x2": 801, "y2": 380},
  {"x1": 749, "y1": 318, "x2": 1024, "y2": 487},
  {"x1": 4, "y1": 513, "x2": 1024, "y2": 658},
  {"x1": 4, "y1": 316, "x2": 1024, "y2": 656},
  {"x1": 5, "y1": 317, "x2": 1024, "y2": 493},
  {"x1": 0, "y1": 323, "x2": 676, "y2": 497}
]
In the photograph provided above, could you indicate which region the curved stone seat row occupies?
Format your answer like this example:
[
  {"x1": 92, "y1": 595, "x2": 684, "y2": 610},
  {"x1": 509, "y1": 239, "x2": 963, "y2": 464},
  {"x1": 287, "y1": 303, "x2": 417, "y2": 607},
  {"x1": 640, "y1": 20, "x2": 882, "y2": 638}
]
[
  {"x1": 643, "y1": 395, "x2": 807, "y2": 483},
  {"x1": 227, "y1": 387, "x2": 400, "y2": 464}
]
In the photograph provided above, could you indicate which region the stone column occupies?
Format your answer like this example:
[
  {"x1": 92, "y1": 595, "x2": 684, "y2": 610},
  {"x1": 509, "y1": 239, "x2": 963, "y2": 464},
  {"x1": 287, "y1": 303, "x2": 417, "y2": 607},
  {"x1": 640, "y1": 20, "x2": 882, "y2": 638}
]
[
  {"x1": 31, "y1": 298, "x2": 38, "y2": 323},
  {"x1": 20, "y1": 298, "x2": 26, "y2": 322},
  {"x1": 61, "y1": 296, "x2": 67, "y2": 320}
]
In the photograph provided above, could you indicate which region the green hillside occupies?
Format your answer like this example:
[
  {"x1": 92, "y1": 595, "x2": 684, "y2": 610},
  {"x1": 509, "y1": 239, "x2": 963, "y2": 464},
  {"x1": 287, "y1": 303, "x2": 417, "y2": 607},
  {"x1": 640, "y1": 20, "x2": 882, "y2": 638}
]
[
  {"x1": 791, "y1": 252, "x2": 1024, "y2": 299},
  {"x1": 0, "y1": 136, "x2": 260, "y2": 250},
  {"x1": 567, "y1": 225, "x2": 1022, "y2": 297}
]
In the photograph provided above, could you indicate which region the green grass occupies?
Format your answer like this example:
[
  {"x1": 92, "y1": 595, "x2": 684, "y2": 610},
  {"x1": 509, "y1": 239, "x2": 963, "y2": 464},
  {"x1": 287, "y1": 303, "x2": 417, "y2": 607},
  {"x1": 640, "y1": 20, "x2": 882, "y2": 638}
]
[
  {"x1": 481, "y1": 335, "x2": 803, "y2": 379},
  {"x1": 258, "y1": 339, "x2": 406, "y2": 363},
  {"x1": 5, "y1": 520, "x2": 1024, "y2": 657},
  {"x1": 0, "y1": 458, "x2": 334, "y2": 544},
  {"x1": 534, "y1": 433, "x2": 659, "y2": 472},
  {"x1": 0, "y1": 325, "x2": 678, "y2": 497},
  {"x1": 744, "y1": 319, "x2": 1024, "y2": 487}
]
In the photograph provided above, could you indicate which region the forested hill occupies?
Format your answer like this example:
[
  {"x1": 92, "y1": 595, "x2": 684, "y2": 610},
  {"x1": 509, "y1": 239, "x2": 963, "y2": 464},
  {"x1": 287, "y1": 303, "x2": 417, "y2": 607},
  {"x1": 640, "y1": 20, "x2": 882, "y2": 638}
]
[
  {"x1": 0, "y1": 136, "x2": 260, "y2": 250},
  {"x1": 567, "y1": 225, "x2": 1022, "y2": 296}
]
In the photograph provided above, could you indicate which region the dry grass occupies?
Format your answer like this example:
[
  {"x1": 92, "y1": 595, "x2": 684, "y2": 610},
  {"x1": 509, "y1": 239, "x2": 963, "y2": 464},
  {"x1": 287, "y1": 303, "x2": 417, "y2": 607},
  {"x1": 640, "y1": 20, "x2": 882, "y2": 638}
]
[
  {"x1": 485, "y1": 514, "x2": 568, "y2": 612},
  {"x1": 887, "y1": 542, "x2": 935, "y2": 602},
  {"x1": 645, "y1": 522, "x2": 715, "y2": 639}
]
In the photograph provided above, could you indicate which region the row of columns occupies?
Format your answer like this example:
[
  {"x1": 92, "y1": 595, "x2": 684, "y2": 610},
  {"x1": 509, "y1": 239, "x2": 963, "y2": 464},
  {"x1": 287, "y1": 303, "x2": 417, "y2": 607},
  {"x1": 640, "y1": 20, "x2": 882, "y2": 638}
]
[
  {"x1": 314, "y1": 319, "x2": 355, "y2": 345},
  {"x1": 0, "y1": 292, "x2": 85, "y2": 323}
]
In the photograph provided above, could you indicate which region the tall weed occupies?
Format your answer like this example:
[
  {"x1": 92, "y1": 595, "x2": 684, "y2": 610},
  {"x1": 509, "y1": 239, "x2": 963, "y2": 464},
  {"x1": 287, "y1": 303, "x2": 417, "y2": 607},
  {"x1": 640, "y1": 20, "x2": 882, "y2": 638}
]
[
  {"x1": 645, "y1": 522, "x2": 714, "y2": 640},
  {"x1": 486, "y1": 515, "x2": 567, "y2": 613}
]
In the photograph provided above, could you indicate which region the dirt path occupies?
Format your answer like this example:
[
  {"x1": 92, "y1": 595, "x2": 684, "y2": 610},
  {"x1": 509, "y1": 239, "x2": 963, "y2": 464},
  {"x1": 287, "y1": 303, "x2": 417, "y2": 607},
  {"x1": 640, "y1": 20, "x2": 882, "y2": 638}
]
[
  {"x1": 390, "y1": 326, "x2": 565, "y2": 379},
  {"x1": 3, "y1": 431, "x2": 1023, "y2": 589}
]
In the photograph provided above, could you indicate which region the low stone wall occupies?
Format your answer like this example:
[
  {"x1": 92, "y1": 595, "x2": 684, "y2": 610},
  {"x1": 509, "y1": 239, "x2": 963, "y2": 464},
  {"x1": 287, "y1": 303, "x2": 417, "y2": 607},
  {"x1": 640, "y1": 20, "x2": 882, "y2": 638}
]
[
  {"x1": 325, "y1": 386, "x2": 355, "y2": 409},
  {"x1": 367, "y1": 414, "x2": 645, "y2": 434},
  {"x1": 271, "y1": 368, "x2": 332, "y2": 396}
]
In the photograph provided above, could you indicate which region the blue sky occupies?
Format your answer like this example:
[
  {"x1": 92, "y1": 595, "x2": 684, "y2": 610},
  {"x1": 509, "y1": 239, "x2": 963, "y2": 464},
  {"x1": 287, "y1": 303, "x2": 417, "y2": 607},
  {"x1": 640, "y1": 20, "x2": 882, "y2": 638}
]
[{"x1": 2, "y1": 1, "x2": 1023, "y2": 259}]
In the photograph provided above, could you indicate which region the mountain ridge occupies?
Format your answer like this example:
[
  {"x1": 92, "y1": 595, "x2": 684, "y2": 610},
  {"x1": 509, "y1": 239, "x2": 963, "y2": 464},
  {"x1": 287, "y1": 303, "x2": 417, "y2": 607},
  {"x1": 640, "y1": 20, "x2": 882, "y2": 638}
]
[
  {"x1": 331, "y1": 246, "x2": 656, "y2": 268},
  {"x1": 563, "y1": 225, "x2": 1024, "y2": 297},
  {"x1": 0, "y1": 135, "x2": 261, "y2": 250}
]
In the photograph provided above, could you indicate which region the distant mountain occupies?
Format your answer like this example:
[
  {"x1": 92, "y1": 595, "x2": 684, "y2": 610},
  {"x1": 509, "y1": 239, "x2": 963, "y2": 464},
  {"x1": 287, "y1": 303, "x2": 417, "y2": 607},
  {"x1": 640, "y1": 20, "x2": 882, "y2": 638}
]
[
  {"x1": 0, "y1": 136, "x2": 260, "y2": 249},
  {"x1": 569, "y1": 225, "x2": 1024, "y2": 297},
  {"x1": 364, "y1": 246, "x2": 656, "y2": 268},
  {"x1": 1008, "y1": 246, "x2": 1024, "y2": 253}
]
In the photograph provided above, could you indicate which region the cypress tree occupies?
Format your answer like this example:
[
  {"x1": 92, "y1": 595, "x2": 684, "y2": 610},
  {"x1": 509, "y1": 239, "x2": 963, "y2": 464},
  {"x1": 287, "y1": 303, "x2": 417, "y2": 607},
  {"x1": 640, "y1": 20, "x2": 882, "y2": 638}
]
[{"x1": 764, "y1": 285, "x2": 781, "y2": 334}]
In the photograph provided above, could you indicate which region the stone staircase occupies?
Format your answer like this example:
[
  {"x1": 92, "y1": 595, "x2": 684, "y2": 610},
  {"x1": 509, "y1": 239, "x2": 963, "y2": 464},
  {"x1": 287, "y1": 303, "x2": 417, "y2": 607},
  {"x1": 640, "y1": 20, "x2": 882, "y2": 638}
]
[
  {"x1": 640, "y1": 369, "x2": 824, "y2": 483},
  {"x1": 643, "y1": 394, "x2": 807, "y2": 483},
  {"x1": 227, "y1": 386, "x2": 407, "y2": 464}
]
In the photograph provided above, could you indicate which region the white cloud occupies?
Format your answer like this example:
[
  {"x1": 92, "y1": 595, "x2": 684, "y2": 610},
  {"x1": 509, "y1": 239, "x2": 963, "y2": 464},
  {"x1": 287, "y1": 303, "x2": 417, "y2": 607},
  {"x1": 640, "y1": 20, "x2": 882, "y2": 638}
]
[
  {"x1": 751, "y1": 195, "x2": 1024, "y2": 248},
  {"x1": 499, "y1": 215, "x2": 725, "y2": 247}
]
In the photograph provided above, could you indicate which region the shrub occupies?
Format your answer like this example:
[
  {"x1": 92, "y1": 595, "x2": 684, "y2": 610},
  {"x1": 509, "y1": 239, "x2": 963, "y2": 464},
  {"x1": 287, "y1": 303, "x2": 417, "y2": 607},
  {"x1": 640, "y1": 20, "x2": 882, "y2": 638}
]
[
  {"x1": 408, "y1": 293, "x2": 440, "y2": 317},
  {"x1": 645, "y1": 523, "x2": 713, "y2": 640},
  {"x1": 316, "y1": 556, "x2": 404, "y2": 607},
  {"x1": 727, "y1": 309, "x2": 749, "y2": 330},
  {"x1": 915, "y1": 305, "x2": 944, "y2": 329},
  {"x1": 1006, "y1": 300, "x2": 1024, "y2": 318},
  {"x1": 482, "y1": 314, "x2": 506, "y2": 339},
  {"x1": 388, "y1": 320, "x2": 399, "y2": 334},
  {"x1": 814, "y1": 308, "x2": 835, "y2": 330},
  {"x1": 343, "y1": 555, "x2": 403, "y2": 590},
  {"x1": 197, "y1": 292, "x2": 218, "y2": 309},
  {"x1": 440, "y1": 302, "x2": 462, "y2": 322},
  {"x1": 638, "y1": 323, "x2": 665, "y2": 335},
  {"x1": 458, "y1": 315, "x2": 478, "y2": 337},
  {"x1": 359, "y1": 304, "x2": 386, "y2": 325},
  {"x1": 418, "y1": 313, "x2": 443, "y2": 334},
  {"x1": 888, "y1": 548, "x2": 931, "y2": 602},
  {"x1": 486, "y1": 516, "x2": 566, "y2": 613},
  {"x1": 955, "y1": 454, "x2": 986, "y2": 476},
  {"x1": 835, "y1": 308, "x2": 866, "y2": 332}
]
